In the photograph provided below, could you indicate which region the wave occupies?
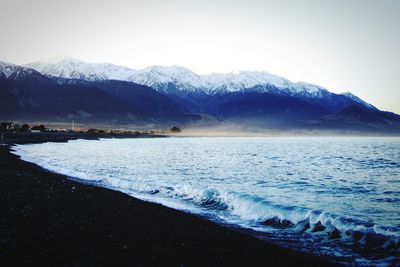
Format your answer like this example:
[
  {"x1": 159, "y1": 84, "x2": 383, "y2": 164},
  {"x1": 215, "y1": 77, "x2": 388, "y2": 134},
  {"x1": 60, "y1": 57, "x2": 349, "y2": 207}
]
[
  {"x1": 104, "y1": 179, "x2": 400, "y2": 254},
  {"x1": 11, "y1": 140, "x2": 400, "y2": 264}
]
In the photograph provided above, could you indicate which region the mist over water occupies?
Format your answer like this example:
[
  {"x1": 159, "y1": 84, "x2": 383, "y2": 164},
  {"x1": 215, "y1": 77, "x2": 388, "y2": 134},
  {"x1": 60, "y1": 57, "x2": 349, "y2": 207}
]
[{"x1": 12, "y1": 137, "x2": 400, "y2": 265}]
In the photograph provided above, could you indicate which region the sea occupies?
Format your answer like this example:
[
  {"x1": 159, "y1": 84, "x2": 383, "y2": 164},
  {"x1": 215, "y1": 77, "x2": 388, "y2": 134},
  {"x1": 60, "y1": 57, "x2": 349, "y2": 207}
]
[{"x1": 12, "y1": 137, "x2": 400, "y2": 266}]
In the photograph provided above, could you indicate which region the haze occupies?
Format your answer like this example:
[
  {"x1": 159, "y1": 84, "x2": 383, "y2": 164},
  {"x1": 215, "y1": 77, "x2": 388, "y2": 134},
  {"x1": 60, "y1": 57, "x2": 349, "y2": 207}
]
[{"x1": 1, "y1": 0, "x2": 399, "y2": 113}]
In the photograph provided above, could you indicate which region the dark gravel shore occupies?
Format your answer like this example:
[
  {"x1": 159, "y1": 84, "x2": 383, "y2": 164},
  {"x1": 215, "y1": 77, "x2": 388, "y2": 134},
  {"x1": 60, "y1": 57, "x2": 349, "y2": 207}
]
[{"x1": 0, "y1": 135, "x2": 338, "y2": 266}]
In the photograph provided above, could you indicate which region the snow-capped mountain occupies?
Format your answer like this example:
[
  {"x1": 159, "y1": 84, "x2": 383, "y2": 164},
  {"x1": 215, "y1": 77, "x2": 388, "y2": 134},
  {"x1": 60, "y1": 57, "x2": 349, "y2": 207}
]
[
  {"x1": 25, "y1": 57, "x2": 373, "y2": 110},
  {"x1": 129, "y1": 65, "x2": 204, "y2": 94},
  {"x1": 0, "y1": 61, "x2": 45, "y2": 80},
  {"x1": 22, "y1": 58, "x2": 322, "y2": 94},
  {"x1": 341, "y1": 92, "x2": 377, "y2": 110},
  {"x1": 128, "y1": 67, "x2": 371, "y2": 111},
  {"x1": 204, "y1": 70, "x2": 294, "y2": 93},
  {"x1": 129, "y1": 67, "x2": 325, "y2": 97},
  {"x1": 0, "y1": 60, "x2": 199, "y2": 124},
  {"x1": 25, "y1": 57, "x2": 137, "y2": 82},
  {"x1": 2, "y1": 60, "x2": 400, "y2": 132}
]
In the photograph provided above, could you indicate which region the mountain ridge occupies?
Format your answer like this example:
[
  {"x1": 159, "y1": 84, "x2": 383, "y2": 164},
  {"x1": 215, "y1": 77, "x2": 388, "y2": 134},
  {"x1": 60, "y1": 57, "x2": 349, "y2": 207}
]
[
  {"x1": 1, "y1": 59, "x2": 398, "y2": 133},
  {"x1": 0, "y1": 61, "x2": 208, "y2": 125},
  {"x1": 25, "y1": 57, "x2": 373, "y2": 110}
]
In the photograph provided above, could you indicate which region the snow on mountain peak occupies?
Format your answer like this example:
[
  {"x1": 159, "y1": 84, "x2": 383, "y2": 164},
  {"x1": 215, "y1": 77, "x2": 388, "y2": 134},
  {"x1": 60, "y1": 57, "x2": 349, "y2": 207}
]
[
  {"x1": 3, "y1": 58, "x2": 378, "y2": 111},
  {"x1": 227, "y1": 70, "x2": 292, "y2": 89},
  {"x1": 129, "y1": 65, "x2": 204, "y2": 92},
  {"x1": 24, "y1": 58, "x2": 303, "y2": 94},
  {"x1": 289, "y1": 82, "x2": 329, "y2": 97},
  {"x1": 0, "y1": 61, "x2": 41, "y2": 79},
  {"x1": 22, "y1": 57, "x2": 373, "y2": 105},
  {"x1": 341, "y1": 92, "x2": 377, "y2": 110},
  {"x1": 25, "y1": 58, "x2": 137, "y2": 81},
  {"x1": 129, "y1": 67, "x2": 299, "y2": 94},
  {"x1": 0, "y1": 61, "x2": 17, "y2": 78}
]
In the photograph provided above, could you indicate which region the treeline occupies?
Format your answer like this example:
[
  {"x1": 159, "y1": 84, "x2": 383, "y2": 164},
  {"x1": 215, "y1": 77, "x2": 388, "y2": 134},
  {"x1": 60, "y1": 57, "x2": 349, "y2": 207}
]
[{"x1": 1, "y1": 122, "x2": 183, "y2": 135}]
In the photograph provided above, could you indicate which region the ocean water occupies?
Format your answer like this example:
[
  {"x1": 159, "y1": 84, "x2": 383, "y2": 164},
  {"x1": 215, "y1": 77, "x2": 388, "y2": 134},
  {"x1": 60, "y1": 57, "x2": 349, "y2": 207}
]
[{"x1": 12, "y1": 137, "x2": 400, "y2": 266}]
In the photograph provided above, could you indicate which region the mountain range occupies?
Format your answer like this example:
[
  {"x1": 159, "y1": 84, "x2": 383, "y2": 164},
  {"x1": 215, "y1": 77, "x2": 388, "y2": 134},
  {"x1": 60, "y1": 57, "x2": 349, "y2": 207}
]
[
  {"x1": 25, "y1": 58, "x2": 371, "y2": 105},
  {"x1": 1, "y1": 57, "x2": 399, "y2": 133}
]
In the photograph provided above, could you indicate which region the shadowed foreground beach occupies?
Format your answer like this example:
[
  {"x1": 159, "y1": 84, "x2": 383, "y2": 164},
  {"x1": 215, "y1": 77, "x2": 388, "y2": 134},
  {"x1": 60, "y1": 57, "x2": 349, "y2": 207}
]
[{"x1": 0, "y1": 136, "x2": 339, "y2": 266}]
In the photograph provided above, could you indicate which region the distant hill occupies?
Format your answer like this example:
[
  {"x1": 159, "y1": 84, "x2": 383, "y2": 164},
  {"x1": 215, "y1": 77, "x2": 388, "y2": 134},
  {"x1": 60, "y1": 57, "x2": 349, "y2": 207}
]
[
  {"x1": 53, "y1": 78, "x2": 190, "y2": 115},
  {"x1": 320, "y1": 105, "x2": 400, "y2": 132},
  {"x1": 25, "y1": 58, "x2": 376, "y2": 112},
  {"x1": 0, "y1": 59, "x2": 399, "y2": 133},
  {"x1": 0, "y1": 61, "x2": 206, "y2": 125}
]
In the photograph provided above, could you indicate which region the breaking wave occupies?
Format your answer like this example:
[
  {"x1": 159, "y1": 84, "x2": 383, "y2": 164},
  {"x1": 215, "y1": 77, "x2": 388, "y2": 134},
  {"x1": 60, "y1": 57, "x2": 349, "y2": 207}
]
[
  {"x1": 120, "y1": 183, "x2": 400, "y2": 253},
  {"x1": 11, "y1": 137, "x2": 400, "y2": 265}
]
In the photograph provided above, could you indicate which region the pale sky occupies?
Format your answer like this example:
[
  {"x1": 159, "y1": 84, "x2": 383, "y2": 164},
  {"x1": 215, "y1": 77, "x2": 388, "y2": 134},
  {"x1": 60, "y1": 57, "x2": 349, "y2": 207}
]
[{"x1": 1, "y1": 0, "x2": 399, "y2": 113}]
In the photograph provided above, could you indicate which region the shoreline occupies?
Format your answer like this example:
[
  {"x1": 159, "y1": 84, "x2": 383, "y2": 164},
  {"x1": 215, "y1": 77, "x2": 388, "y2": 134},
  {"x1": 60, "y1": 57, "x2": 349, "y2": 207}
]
[
  {"x1": 0, "y1": 134, "x2": 339, "y2": 266},
  {"x1": 0, "y1": 131, "x2": 167, "y2": 146}
]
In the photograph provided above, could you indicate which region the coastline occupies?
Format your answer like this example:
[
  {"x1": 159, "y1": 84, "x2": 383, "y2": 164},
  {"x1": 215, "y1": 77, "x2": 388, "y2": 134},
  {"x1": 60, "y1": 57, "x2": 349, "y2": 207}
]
[{"x1": 0, "y1": 134, "x2": 339, "y2": 266}]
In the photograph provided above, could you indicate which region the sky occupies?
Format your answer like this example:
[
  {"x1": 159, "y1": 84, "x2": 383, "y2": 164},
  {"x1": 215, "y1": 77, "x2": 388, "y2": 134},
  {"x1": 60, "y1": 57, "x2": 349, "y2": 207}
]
[{"x1": 1, "y1": 0, "x2": 399, "y2": 113}]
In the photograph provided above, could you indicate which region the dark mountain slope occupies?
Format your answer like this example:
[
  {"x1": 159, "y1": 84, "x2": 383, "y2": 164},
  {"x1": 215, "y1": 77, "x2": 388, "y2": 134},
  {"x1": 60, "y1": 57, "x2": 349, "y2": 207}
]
[
  {"x1": 322, "y1": 105, "x2": 400, "y2": 131},
  {"x1": 203, "y1": 92, "x2": 330, "y2": 121},
  {"x1": 54, "y1": 78, "x2": 191, "y2": 115},
  {"x1": 0, "y1": 64, "x2": 211, "y2": 125},
  {"x1": 293, "y1": 90, "x2": 372, "y2": 113},
  {"x1": 0, "y1": 76, "x2": 144, "y2": 122}
]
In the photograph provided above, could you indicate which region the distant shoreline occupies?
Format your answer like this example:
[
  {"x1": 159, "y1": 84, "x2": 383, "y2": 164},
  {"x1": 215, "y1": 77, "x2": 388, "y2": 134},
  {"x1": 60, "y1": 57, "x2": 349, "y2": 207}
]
[
  {"x1": 0, "y1": 133, "x2": 339, "y2": 266},
  {"x1": 0, "y1": 131, "x2": 167, "y2": 146},
  {"x1": 2, "y1": 131, "x2": 399, "y2": 148}
]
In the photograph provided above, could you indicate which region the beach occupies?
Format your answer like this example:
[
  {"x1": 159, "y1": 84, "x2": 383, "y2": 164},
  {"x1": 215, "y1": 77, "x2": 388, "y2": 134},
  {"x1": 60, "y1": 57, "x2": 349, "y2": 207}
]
[{"x1": 0, "y1": 134, "x2": 338, "y2": 266}]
